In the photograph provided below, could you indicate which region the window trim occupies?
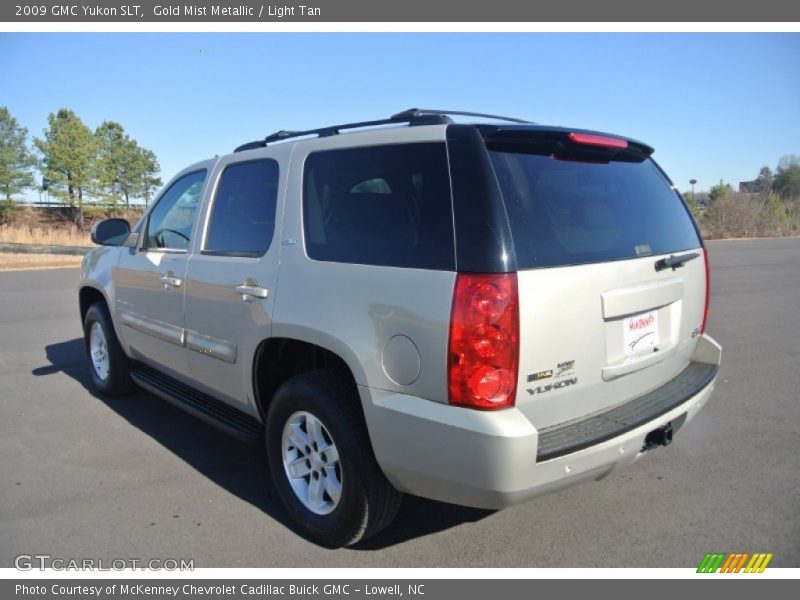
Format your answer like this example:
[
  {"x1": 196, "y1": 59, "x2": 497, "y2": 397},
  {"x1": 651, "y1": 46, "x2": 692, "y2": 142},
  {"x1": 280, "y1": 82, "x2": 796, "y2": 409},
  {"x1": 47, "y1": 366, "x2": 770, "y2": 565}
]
[
  {"x1": 200, "y1": 158, "x2": 280, "y2": 259},
  {"x1": 141, "y1": 168, "x2": 207, "y2": 253},
  {"x1": 201, "y1": 249, "x2": 265, "y2": 259}
]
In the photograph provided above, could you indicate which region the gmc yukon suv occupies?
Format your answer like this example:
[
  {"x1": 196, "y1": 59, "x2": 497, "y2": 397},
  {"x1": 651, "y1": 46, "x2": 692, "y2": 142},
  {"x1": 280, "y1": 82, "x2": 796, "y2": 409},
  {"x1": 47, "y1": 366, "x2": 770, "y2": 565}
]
[{"x1": 80, "y1": 109, "x2": 722, "y2": 547}]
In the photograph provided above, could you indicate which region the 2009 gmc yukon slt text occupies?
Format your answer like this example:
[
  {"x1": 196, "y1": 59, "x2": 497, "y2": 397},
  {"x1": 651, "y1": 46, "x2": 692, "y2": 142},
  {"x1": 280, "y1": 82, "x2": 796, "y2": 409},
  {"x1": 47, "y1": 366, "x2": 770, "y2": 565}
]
[{"x1": 80, "y1": 109, "x2": 722, "y2": 547}]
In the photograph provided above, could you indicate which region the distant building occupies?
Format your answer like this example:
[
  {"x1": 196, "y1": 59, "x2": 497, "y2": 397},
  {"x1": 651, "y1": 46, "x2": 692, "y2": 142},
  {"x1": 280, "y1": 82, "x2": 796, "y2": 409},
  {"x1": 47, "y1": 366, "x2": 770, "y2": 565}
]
[{"x1": 739, "y1": 180, "x2": 759, "y2": 193}]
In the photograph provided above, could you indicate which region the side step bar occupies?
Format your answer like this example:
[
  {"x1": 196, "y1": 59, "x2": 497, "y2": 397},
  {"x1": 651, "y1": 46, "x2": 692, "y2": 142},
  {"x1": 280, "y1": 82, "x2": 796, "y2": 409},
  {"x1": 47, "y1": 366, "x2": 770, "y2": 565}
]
[
  {"x1": 130, "y1": 363, "x2": 264, "y2": 443},
  {"x1": 536, "y1": 361, "x2": 718, "y2": 462}
]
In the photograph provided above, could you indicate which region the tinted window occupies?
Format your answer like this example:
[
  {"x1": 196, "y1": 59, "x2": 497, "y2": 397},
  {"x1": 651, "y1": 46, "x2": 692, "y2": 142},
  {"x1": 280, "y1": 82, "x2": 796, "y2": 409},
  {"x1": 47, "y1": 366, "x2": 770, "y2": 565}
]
[
  {"x1": 205, "y1": 160, "x2": 279, "y2": 257},
  {"x1": 145, "y1": 170, "x2": 206, "y2": 250},
  {"x1": 489, "y1": 152, "x2": 701, "y2": 269},
  {"x1": 303, "y1": 143, "x2": 454, "y2": 270}
]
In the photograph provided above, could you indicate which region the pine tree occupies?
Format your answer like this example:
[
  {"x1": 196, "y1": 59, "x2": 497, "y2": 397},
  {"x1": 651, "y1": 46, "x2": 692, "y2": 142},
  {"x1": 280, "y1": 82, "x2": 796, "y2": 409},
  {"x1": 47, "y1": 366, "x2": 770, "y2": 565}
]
[
  {"x1": 95, "y1": 121, "x2": 143, "y2": 215},
  {"x1": 0, "y1": 106, "x2": 37, "y2": 201},
  {"x1": 35, "y1": 109, "x2": 97, "y2": 230}
]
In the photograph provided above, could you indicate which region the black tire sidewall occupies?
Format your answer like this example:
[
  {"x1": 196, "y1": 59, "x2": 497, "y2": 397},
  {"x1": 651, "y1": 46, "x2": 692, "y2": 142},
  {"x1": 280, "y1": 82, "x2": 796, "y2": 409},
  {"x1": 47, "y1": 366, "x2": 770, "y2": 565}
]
[
  {"x1": 266, "y1": 376, "x2": 370, "y2": 548},
  {"x1": 83, "y1": 303, "x2": 130, "y2": 396}
]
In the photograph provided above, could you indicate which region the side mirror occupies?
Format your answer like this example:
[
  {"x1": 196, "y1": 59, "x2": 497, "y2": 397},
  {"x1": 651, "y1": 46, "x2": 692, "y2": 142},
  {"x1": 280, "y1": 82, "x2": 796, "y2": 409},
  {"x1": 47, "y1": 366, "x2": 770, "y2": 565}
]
[{"x1": 91, "y1": 218, "x2": 130, "y2": 246}]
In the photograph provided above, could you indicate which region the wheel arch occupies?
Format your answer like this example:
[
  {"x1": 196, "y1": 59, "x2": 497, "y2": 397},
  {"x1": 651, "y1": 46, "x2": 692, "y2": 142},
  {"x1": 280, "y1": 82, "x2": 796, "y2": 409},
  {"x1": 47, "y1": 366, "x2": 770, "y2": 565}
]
[
  {"x1": 79, "y1": 284, "x2": 109, "y2": 323},
  {"x1": 252, "y1": 337, "x2": 363, "y2": 423}
]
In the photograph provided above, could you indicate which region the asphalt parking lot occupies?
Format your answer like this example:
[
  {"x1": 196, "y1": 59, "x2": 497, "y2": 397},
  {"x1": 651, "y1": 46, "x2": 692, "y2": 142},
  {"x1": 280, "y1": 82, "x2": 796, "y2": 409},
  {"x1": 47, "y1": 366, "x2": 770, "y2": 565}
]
[{"x1": 1, "y1": 238, "x2": 798, "y2": 568}]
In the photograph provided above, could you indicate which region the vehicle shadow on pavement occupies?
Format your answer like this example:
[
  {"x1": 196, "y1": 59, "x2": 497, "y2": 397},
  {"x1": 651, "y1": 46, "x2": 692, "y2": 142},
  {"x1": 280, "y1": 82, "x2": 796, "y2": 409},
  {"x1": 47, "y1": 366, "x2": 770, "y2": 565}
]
[
  {"x1": 350, "y1": 496, "x2": 492, "y2": 551},
  {"x1": 33, "y1": 338, "x2": 492, "y2": 549}
]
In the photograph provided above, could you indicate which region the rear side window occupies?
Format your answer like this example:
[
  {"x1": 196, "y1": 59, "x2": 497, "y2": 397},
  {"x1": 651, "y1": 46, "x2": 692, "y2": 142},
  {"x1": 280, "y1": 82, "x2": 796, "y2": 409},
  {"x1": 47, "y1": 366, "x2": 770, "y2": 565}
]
[
  {"x1": 204, "y1": 159, "x2": 279, "y2": 257},
  {"x1": 303, "y1": 143, "x2": 454, "y2": 270},
  {"x1": 489, "y1": 151, "x2": 701, "y2": 269}
]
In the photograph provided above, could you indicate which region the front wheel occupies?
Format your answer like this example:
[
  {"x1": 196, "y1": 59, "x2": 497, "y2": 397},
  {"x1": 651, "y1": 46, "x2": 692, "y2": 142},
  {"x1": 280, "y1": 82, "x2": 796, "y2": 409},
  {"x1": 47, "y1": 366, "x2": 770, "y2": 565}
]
[
  {"x1": 83, "y1": 302, "x2": 133, "y2": 396},
  {"x1": 266, "y1": 370, "x2": 402, "y2": 547}
]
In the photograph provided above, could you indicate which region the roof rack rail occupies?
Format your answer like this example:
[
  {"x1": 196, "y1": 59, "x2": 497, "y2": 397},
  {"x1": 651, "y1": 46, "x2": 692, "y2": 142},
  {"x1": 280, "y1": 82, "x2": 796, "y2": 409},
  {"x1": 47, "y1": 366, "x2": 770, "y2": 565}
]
[
  {"x1": 234, "y1": 112, "x2": 450, "y2": 152},
  {"x1": 390, "y1": 108, "x2": 534, "y2": 125},
  {"x1": 233, "y1": 108, "x2": 533, "y2": 152}
]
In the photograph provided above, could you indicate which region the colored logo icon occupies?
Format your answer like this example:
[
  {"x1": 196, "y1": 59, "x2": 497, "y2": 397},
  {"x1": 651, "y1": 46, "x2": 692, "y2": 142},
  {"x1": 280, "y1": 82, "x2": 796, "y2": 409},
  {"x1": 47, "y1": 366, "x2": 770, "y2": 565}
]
[{"x1": 697, "y1": 552, "x2": 773, "y2": 573}]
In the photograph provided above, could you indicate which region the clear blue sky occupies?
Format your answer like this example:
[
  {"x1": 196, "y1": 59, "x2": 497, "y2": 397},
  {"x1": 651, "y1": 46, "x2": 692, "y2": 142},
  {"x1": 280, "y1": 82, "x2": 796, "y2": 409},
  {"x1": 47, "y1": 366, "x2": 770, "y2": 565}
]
[{"x1": 1, "y1": 33, "x2": 798, "y2": 198}]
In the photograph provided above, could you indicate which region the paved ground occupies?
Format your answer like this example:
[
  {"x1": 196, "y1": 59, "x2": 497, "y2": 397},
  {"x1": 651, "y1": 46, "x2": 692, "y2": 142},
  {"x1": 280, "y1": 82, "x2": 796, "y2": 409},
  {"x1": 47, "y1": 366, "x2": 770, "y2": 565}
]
[{"x1": 1, "y1": 238, "x2": 798, "y2": 568}]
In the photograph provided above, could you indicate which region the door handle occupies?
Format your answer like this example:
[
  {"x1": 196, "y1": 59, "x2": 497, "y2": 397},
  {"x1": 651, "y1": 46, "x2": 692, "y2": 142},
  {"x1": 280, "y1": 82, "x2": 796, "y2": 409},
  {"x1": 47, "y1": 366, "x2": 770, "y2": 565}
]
[
  {"x1": 236, "y1": 284, "x2": 269, "y2": 299},
  {"x1": 159, "y1": 274, "x2": 183, "y2": 288}
]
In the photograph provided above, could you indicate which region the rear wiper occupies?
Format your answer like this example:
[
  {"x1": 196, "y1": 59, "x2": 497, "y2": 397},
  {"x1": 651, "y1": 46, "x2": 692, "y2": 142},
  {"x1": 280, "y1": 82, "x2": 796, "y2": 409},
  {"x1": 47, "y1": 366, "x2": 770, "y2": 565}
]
[{"x1": 654, "y1": 252, "x2": 700, "y2": 272}]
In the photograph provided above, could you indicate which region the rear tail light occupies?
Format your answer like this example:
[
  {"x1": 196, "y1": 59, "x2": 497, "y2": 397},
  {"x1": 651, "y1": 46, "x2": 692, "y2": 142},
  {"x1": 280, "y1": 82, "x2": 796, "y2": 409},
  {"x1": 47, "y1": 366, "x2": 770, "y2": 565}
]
[
  {"x1": 700, "y1": 247, "x2": 711, "y2": 334},
  {"x1": 568, "y1": 132, "x2": 628, "y2": 150},
  {"x1": 448, "y1": 273, "x2": 519, "y2": 410}
]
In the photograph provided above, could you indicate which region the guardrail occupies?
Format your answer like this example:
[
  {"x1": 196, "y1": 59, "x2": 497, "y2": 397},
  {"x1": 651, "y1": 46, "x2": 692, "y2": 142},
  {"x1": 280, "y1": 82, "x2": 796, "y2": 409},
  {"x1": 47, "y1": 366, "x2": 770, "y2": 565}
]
[{"x1": 0, "y1": 242, "x2": 92, "y2": 256}]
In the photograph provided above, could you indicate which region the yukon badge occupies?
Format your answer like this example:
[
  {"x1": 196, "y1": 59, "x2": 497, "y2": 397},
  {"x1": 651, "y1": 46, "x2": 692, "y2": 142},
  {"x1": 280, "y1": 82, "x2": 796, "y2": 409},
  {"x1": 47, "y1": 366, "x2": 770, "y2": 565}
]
[
  {"x1": 527, "y1": 360, "x2": 578, "y2": 395},
  {"x1": 527, "y1": 377, "x2": 578, "y2": 395}
]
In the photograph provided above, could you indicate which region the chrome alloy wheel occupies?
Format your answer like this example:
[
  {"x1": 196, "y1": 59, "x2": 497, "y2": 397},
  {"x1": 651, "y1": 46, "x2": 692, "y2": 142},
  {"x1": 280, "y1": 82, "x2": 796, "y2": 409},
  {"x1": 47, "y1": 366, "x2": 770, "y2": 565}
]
[
  {"x1": 89, "y1": 321, "x2": 110, "y2": 382},
  {"x1": 281, "y1": 411, "x2": 342, "y2": 515}
]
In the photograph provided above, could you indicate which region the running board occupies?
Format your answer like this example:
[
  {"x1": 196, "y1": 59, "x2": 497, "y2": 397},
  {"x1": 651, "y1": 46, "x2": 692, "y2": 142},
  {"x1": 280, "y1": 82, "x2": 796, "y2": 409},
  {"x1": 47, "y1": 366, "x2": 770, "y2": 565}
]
[{"x1": 130, "y1": 363, "x2": 263, "y2": 443}]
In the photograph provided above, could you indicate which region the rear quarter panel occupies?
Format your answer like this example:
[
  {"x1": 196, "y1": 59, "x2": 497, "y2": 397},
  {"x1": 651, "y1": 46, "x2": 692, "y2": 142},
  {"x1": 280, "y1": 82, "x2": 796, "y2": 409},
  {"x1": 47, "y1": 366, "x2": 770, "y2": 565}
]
[{"x1": 273, "y1": 127, "x2": 456, "y2": 403}]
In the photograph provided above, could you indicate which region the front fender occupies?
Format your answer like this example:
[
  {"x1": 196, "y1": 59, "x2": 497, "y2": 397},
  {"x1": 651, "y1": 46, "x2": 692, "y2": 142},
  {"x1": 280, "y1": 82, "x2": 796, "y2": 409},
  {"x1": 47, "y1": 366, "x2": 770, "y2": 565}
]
[{"x1": 79, "y1": 246, "x2": 123, "y2": 334}]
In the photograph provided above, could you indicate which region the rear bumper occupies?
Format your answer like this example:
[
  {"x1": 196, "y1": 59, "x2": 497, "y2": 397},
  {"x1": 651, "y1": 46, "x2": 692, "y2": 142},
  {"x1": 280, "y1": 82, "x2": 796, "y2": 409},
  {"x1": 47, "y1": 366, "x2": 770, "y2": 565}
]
[{"x1": 362, "y1": 334, "x2": 721, "y2": 510}]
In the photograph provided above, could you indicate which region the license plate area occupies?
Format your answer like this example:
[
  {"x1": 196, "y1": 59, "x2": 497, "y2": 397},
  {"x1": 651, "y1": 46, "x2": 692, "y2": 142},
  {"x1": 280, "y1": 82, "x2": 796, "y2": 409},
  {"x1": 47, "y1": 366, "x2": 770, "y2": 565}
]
[
  {"x1": 623, "y1": 309, "x2": 659, "y2": 356},
  {"x1": 602, "y1": 305, "x2": 676, "y2": 380}
]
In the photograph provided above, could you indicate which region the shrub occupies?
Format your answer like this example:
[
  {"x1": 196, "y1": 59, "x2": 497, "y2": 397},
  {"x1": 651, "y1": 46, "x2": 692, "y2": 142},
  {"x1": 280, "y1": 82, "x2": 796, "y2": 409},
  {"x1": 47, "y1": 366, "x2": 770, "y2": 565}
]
[{"x1": 0, "y1": 199, "x2": 16, "y2": 225}]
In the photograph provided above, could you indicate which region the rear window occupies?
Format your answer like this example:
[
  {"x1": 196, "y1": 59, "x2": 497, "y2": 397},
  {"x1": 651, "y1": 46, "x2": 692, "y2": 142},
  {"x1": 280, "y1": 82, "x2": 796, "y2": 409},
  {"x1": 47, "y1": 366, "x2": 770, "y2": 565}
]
[
  {"x1": 303, "y1": 143, "x2": 454, "y2": 270},
  {"x1": 489, "y1": 151, "x2": 701, "y2": 269}
]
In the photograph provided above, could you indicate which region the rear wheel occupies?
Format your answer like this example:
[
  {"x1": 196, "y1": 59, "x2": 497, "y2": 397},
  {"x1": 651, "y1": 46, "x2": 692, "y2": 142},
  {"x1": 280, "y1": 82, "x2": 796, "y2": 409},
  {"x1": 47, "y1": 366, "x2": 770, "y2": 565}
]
[
  {"x1": 83, "y1": 302, "x2": 133, "y2": 396},
  {"x1": 266, "y1": 370, "x2": 402, "y2": 547}
]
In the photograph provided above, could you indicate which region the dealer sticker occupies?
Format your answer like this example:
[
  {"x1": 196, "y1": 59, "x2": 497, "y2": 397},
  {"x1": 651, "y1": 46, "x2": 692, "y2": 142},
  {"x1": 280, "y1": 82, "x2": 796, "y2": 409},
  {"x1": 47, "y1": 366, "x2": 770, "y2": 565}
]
[{"x1": 623, "y1": 309, "x2": 659, "y2": 356}]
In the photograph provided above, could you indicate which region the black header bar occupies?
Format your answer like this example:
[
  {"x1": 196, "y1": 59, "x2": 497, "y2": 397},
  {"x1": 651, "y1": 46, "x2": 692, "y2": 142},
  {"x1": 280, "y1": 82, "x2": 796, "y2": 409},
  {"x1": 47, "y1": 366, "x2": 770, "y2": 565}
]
[{"x1": 4, "y1": 0, "x2": 800, "y2": 23}]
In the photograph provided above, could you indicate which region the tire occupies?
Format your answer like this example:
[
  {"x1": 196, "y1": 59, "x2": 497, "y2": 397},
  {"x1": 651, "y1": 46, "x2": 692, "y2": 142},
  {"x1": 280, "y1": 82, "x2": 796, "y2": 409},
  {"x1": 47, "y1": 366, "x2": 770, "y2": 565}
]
[
  {"x1": 83, "y1": 302, "x2": 134, "y2": 396},
  {"x1": 266, "y1": 370, "x2": 402, "y2": 547}
]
